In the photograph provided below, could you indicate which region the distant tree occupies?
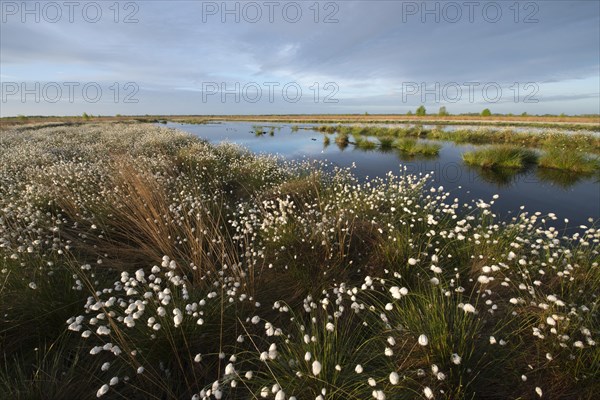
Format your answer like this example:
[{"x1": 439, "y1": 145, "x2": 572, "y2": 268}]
[
  {"x1": 438, "y1": 106, "x2": 449, "y2": 116},
  {"x1": 365, "y1": 112, "x2": 369, "y2": 116},
  {"x1": 559, "y1": 113, "x2": 566, "y2": 118},
  {"x1": 481, "y1": 108, "x2": 492, "y2": 117},
  {"x1": 521, "y1": 112, "x2": 528, "y2": 117},
  {"x1": 17, "y1": 115, "x2": 28, "y2": 121},
  {"x1": 407, "y1": 110, "x2": 413, "y2": 116},
  {"x1": 82, "y1": 112, "x2": 90, "y2": 120},
  {"x1": 116, "y1": 114, "x2": 122, "y2": 117},
  {"x1": 416, "y1": 105, "x2": 426, "y2": 116}
]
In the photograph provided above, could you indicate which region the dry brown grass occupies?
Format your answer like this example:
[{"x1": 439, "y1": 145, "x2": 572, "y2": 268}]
[
  {"x1": 56, "y1": 158, "x2": 241, "y2": 286},
  {"x1": 201, "y1": 114, "x2": 600, "y2": 125},
  {"x1": 2, "y1": 114, "x2": 598, "y2": 132}
]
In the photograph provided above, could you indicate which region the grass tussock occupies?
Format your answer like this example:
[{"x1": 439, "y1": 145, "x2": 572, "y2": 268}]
[
  {"x1": 0, "y1": 123, "x2": 598, "y2": 400},
  {"x1": 394, "y1": 138, "x2": 442, "y2": 156},
  {"x1": 334, "y1": 132, "x2": 349, "y2": 150},
  {"x1": 315, "y1": 124, "x2": 600, "y2": 154},
  {"x1": 462, "y1": 146, "x2": 539, "y2": 169},
  {"x1": 538, "y1": 148, "x2": 599, "y2": 174},
  {"x1": 378, "y1": 136, "x2": 395, "y2": 150},
  {"x1": 354, "y1": 137, "x2": 378, "y2": 150}
]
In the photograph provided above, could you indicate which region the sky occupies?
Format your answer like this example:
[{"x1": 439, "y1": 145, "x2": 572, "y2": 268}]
[{"x1": 1, "y1": 0, "x2": 599, "y2": 116}]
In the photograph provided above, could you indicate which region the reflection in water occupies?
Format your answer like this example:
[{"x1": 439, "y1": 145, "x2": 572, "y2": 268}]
[
  {"x1": 394, "y1": 149, "x2": 440, "y2": 163},
  {"x1": 465, "y1": 165, "x2": 526, "y2": 187},
  {"x1": 377, "y1": 146, "x2": 395, "y2": 154},
  {"x1": 535, "y1": 168, "x2": 590, "y2": 188},
  {"x1": 539, "y1": 167, "x2": 600, "y2": 187},
  {"x1": 163, "y1": 121, "x2": 600, "y2": 226}
]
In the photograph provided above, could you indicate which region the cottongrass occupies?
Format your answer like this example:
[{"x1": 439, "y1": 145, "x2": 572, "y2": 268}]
[{"x1": 0, "y1": 123, "x2": 598, "y2": 399}]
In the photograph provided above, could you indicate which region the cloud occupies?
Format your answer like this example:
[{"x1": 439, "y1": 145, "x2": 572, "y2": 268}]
[{"x1": 1, "y1": 0, "x2": 598, "y2": 115}]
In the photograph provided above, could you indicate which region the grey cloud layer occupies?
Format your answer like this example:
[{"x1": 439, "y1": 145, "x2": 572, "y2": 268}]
[{"x1": 1, "y1": 0, "x2": 598, "y2": 115}]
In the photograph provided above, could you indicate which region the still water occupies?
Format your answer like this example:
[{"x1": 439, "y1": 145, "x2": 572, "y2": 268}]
[{"x1": 165, "y1": 121, "x2": 600, "y2": 227}]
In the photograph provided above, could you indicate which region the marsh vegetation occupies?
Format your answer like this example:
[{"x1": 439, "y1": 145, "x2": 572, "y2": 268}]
[
  {"x1": 312, "y1": 124, "x2": 600, "y2": 177},
  {"x1": 314, "y1": 125, "x2": 600, "y2": 154},
  {"x1": 462, "y1": 146, "x2": 539, "y2": 169},
  {"x1": 1, "y1": 123, "x2": 598, "y2": 399}
]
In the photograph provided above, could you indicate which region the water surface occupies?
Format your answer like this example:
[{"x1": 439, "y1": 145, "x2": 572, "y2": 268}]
[{"x1": 165, "y1": 121, "x2": 599, "y2": 227}]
